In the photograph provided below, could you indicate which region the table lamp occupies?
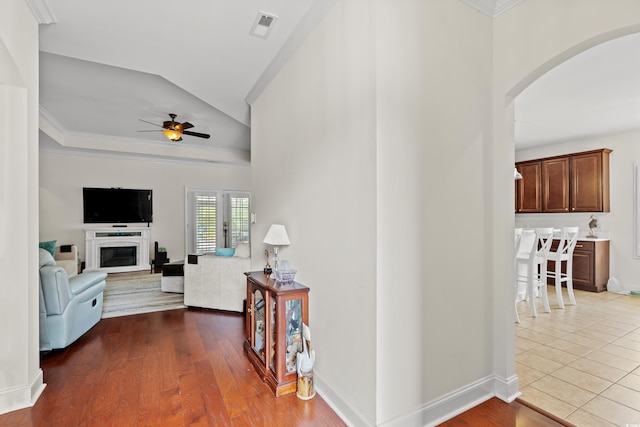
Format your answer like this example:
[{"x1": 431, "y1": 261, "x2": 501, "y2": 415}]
[{"x1": 263, "y1": 224, "x2": 290, "y2": 271}]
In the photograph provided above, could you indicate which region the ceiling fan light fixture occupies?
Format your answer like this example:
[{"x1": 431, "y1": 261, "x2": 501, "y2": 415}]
[{"x1": 163, "y1": 128, "x2": 182, "y2": 141}]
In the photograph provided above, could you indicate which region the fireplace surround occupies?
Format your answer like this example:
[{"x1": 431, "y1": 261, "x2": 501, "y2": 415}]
[{"x1": 85, "y1": 228, "x2": 151, "y2": 273}]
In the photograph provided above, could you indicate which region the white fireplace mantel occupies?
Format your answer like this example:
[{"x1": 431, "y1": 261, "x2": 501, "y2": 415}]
[{"x1": 85, "y1": 227, "x2": 151, "y2": 273}]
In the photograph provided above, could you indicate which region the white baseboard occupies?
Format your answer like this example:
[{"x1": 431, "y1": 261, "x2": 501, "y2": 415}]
[
  {"x1": 314, "y1": 370, "x2": 374, "y2": 427},
  {"x1": 0, "y1": 369, "x2": 46, "y2": 416},
  {"x1": 494, "y1": 373, "x2": 521, "y2": 403},
  {"x1": 315, "y1": 373, "x2": 519, "y2": 427}
]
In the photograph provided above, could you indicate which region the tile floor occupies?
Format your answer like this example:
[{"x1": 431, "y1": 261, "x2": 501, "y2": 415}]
[{"x1": 516, "y1": 285, "x2": 640, "y2": 426}]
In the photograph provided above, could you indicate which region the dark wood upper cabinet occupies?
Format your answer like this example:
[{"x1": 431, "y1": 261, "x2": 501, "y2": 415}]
[
  {"x1": 570, "y1": 149, "x2": 611, "y2": 212},
  {"x1": 515, "y1": 161, "x2": 542, "y2": 213},
  {"x1": 516, "y1": 148, "x2": 611, "y2": 214},
  {"x1": 542, "y1": 157, "x2": 569, "y2": 212}
]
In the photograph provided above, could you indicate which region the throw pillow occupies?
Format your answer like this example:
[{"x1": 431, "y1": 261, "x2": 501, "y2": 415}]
[
  {"x1": 234, "y1": 242, "x2": 250, "y2": 258},
  {"x1": 39, "y1": 240, "x2": 57, "y2": 257}
]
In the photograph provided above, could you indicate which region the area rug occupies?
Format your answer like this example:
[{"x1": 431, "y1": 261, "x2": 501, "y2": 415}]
[{"x1": 102, "y1": 273, "x2": 186, "y2": 318}]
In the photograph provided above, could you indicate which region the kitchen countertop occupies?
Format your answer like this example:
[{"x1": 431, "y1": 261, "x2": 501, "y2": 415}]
[{"x1": 518, "y1": 228, "x2": 611, "y2": 241}]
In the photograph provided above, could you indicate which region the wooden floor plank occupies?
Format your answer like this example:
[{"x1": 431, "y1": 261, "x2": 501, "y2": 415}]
[
  {"x1": 178, "y1": 372, "x2": 209, "y2": 427},
  {"x1": 208, "y1": 348, "x2": 250, "y2": 419}
]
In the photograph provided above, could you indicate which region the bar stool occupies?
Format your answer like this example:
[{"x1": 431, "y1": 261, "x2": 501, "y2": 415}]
[
  {"x1": 514, "y1": 229, "x2": 523, "y2": 323},
  {"x1": 515, "y1": 228, "x2": 554, "y2": 318},
  {"x1": 546, "y1": 226, "x2": 579, "y2": 308}
]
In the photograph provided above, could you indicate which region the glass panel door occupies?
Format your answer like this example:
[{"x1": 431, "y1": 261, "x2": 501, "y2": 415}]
[
  {"x1": 285, "y1": 298, "x2": 302, "y2": 374},
  {"x1": 253, "y1": 289, "x2": 265, "y2": 359},
  {"x1": 270, "y1": 299, "x2": 277, "y2": 372}
]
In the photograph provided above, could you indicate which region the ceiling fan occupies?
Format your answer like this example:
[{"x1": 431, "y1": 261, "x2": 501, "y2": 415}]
[{"x1": 138, "y1": 113, "x2": 211, "y2": 142}]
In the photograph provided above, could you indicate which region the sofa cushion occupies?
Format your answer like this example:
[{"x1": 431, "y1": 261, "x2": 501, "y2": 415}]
[
  {"x1": 234, "y1": 242, "x2": 250, "y2": 258},
  {"x1": 39, "y1": 240, "x2": 57, "y2": 257},
  {"x1": 39, "y1": 248, "x2": 56, "y2": 267}
]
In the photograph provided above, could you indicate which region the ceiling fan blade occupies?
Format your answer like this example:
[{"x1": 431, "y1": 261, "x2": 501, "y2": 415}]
[
  {"x1": 181, "y1": 122, "x2": 194, "y2": 130},
  {"x1": 182, "y1": 130, "x2": 210, "y2": 139},
  {"x1": 139, "y1": 119, "x2": 163, "y2": 128}
]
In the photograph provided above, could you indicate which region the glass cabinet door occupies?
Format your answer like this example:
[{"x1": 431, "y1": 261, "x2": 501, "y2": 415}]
[
  {"x1": 285, "y1": 298, "x2": 302, "y2": 375},
  {"x1": 253, "y1": 289, "x2": 265, "y2": 359},
  {"x1": 270, "y1": 299, "x2": 277, "y2": 372}
]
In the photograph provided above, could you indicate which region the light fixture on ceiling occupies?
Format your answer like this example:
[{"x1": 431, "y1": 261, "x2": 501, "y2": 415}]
[
  {"x1": 514, "y1": 167, "x2": 523, "y2": 180},
  {"x1": 163, "y1": 120, "x2": 184, "y2": 141},
  {"x1": 163, "y1": 128, "x2": 182, "y2": 141}
]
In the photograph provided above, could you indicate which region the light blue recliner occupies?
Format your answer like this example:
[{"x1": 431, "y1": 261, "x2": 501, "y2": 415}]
[{"x1": 39, "y1": 248, "x2": 107, "y2": 351}]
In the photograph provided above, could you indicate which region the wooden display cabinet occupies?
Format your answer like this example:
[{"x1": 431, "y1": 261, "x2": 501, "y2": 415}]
[{"x1": 243, "y1": 271, "x2": 310, "y2": 397}]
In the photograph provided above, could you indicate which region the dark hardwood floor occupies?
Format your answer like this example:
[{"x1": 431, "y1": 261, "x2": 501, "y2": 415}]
[
  {"x1": 0, "y1": 307, "x2": 570, "y2": 426},
  {"x1": 439, "y1": 398, "x2": 574, "y2": 427},
  {"x1": 0, "y1": 308, "x2": 345, "y2": 426}
]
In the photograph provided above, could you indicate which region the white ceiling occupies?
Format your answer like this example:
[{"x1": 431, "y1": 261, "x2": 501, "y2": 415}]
[
  {"x1": 37, "y1": 0, "x2": 337, "y2": 165},
  {"x1": 515, "y1": 32, "x2": 640, "y2": 149},
  {"x1": 34, "y1": 0, "x2": 640, "y2": 163}
]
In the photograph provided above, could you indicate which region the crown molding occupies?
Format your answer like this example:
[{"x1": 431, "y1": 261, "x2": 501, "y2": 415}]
[
  {"x1": 460, "y1": 0, "x2": 523, "y2": 17},
  {"x1": 25, "y1": 0, "x2": 56, "y2": 24}
]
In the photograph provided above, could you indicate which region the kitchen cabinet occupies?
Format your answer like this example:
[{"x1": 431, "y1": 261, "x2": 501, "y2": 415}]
[
  {"x1": 546, "y1": 238, "x2": 610, "y2": 292},
  {"x1": 516, "y1": 149, "x2": 611, "y2": 213},
  {"x1": 244, "y1": 271, "x2": 310, "y2": 397},
  {"x1": 515, "y1": 161, "x2": 542, "y2": 213},
  {"x1": 572, "y1": 239, "x2": 610, "y2": 292},
  {"x1": 542, "y1": 157, "x2": 569, "y2": 213},
  {"x1": 570, "y1": 150, "x2": 611, "y2": 212}
]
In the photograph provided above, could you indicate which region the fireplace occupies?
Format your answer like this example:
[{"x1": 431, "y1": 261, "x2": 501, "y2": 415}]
[
  {"x1": 85, "y1": 228, "x2": 151, "y2": 273},
  {"x1": 100, "y1": 246, "x2": 137, "y2": 268}
]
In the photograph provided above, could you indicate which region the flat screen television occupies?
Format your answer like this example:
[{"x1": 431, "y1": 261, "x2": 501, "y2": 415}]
[{"x1": 83, "y1": 187, "x2": 153, "y2": 224}]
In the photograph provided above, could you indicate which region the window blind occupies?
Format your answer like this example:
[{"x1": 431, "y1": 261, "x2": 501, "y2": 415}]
[{"x1": 195, "y1": 194, "x2": 216, "y2": 253}]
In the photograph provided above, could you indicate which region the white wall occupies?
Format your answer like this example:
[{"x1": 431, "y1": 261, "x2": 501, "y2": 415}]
[
  {"x1": 39, "y1": 144, "x2": 251, "y2": 263},
  {"x1": 375, "y1": 0, "x2": 494, "y2": 423},
  {"x1": 251, "y1": 0, "x2": 493, "y2": 425},
  {"x1": 251, "y1": 0, "x2": 378, "y2": 423},
  {"x1": 515, "y1": 130, "x2": 640, "y2": 291},
  {"x1": 0, "y1": 0, "x2": 43, "y2": 415}
]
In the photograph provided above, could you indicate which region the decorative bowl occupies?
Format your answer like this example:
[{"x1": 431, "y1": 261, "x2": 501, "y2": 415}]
[
  {"x1": 274, "y1": 269, "x2": 297, "y2": 283},
  {"x1": 215, "y1": 247, "x2": 235, "y2": 257}
]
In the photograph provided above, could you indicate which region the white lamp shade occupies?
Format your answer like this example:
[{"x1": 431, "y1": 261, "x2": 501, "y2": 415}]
[
  {"x1": 514, "y1": 167, "x2": 523, "y2": 180},
  {"x1": 263, "y1": 224, "x2": 290, "y2": 246}
]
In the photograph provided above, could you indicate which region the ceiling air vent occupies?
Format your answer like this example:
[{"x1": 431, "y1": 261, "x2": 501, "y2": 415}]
[{"x1": 250, "y1": 11, "x2": 279, "y2": 39}]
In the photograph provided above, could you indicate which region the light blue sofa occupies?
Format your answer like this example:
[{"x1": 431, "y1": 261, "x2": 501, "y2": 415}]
[{"x1": 39, "y1": 248, "x2": 107, "y2": 351}]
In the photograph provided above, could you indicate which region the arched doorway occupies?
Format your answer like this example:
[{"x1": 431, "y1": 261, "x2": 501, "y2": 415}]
[{"x1": 504, "y1": 27, "x2": 640, "y2": 424}]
